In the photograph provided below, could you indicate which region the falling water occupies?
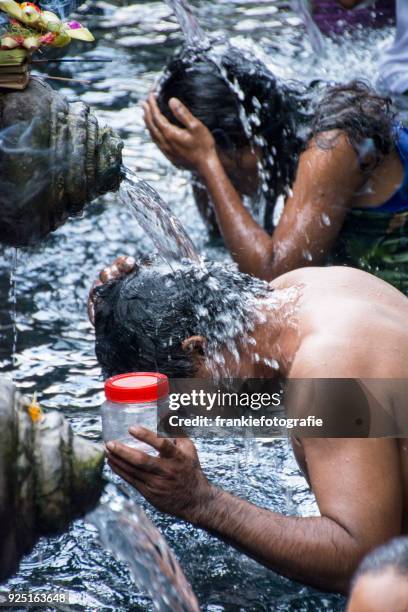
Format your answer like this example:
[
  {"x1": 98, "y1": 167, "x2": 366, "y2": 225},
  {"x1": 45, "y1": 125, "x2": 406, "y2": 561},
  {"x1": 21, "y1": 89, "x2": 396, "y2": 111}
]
[
  {"x1": 114, "y1": 167, "x2": 293, "y2": 383},
  {"x1": 87, "y1": 484, "x2": 199, "y2": 612},
  {"x1": 8, "y1": 248, "x2": 18, "y2": 367},
  {"x1": 290, "y1": 0, "x2": 326, "y2": 55},
  {"x1": 120, "y1": 168, "x2": 202, "y2": 265},
  {"x1": 165, "y1": 0, "x2": 209, "y2": 48}
]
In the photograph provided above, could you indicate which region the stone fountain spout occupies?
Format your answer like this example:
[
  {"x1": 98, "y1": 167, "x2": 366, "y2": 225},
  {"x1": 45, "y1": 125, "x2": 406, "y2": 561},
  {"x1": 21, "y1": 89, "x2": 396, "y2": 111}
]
[
  {"x1": 0, "y1": 377, "x2": 105, "y2": 582},
  {"x1": 0, "y1": 77, "x2": 123, "y2": 247}
]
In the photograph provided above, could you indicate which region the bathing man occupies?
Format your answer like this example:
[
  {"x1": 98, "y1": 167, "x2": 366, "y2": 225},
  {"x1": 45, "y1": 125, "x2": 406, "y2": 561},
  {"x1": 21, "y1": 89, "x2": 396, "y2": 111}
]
[{"x1": 90, "y1": 257, "x2": 408, "y2": 594}]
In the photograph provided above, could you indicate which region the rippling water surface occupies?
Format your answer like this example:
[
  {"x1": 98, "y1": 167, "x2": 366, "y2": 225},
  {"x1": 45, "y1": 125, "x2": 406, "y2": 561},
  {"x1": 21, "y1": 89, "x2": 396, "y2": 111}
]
[{"x1": 0, "y1": 1, "x2": 395, "y2": 609}]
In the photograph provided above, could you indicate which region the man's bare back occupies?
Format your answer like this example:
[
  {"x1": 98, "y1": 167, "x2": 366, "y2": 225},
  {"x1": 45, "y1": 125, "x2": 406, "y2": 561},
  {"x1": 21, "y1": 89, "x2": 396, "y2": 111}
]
[
  {"x1": 273, "y1": 265, "x2": 408, "y2": 379},
  {"x1": 273, "y1": 266, "x2": 408, "y2": 538}
]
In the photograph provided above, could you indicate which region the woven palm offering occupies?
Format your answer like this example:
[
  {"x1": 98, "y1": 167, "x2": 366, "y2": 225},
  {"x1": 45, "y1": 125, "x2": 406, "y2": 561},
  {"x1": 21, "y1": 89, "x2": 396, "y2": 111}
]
[{"x1": 0, "y1": 0, "x2": 94, "y2": 89}]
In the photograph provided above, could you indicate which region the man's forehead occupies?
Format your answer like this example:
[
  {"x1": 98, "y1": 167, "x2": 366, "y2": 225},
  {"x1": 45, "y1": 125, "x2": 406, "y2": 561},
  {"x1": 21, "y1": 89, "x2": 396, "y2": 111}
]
[{"x1": 349, "y1": 570, "x2": 408, "y2": 611}]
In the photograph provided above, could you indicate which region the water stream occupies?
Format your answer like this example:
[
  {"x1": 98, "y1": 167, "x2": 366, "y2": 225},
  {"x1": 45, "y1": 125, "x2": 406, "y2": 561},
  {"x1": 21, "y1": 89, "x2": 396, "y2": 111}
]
[
  {"x1": 7, "y1": 248, "x2": 18, "y2": 367},
  {"x1": 88, "y1": 483, "x2": 199, "y2": 612},
  {"x1": 290, "y1": 0, "x2": 326, "y2": 54},
  {"x1": 120, "y1": 168, "x2": 202, "y2": 264},
  {"x1": 165, "y1": 0, "x2": 209, "y2": 48},
  {"x1": 0, "y1": 0, "x2": 396, "y2": 609}
]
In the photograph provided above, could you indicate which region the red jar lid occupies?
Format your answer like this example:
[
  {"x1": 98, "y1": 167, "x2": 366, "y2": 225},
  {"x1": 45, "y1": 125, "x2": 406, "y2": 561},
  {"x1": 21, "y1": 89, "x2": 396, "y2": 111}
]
[{"x1": 104, "y1": 372, "x2": 169, "y2": 404}]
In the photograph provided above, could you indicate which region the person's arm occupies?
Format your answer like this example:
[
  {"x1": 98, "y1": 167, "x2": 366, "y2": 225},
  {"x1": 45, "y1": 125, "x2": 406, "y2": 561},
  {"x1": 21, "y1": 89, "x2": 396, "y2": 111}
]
[
  {"x1": 195, "y1": 134, "x2": 365, "y2": 279},
  {"x1": 106, "y1": 428, "x2": 402, "y2": 594},
  {"x1": 144, "y1": 95, "x2": 366, "y2": 281},
  {"x1": 196, "y1": 438, "x2": 401, "y2": 593}
]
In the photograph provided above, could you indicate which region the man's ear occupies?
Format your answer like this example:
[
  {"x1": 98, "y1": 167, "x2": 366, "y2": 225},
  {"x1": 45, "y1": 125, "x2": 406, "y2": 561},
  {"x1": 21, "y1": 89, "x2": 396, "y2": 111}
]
[{"x1": 181, "y1": 335, "x2": 207, "y2": 356}]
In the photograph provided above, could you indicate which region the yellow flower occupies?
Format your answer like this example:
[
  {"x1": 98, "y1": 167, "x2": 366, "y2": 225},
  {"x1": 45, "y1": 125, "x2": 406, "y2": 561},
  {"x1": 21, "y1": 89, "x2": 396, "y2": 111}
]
[{"x1": 28, "y1": 392, "x2": 42, "y2": 423}]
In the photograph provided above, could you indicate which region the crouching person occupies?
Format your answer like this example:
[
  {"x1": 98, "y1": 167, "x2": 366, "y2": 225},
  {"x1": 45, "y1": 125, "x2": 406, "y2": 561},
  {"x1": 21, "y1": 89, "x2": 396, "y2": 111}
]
[{"x1": 89, "y1": 256, "x2": 408, "y2": 594}]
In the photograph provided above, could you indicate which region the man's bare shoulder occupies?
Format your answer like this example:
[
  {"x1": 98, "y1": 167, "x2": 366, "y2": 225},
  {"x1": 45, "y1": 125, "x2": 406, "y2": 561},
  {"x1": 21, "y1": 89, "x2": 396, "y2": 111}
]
[
  {"x1": 290, "y1": 321, "x2": 408, "y2": 379},
  {"x1": 289, "y1": 335, "x2": 362, "y2": 378},
  {"x1": 271, "y1": 266, "x2": 408, "y2": 378},
  {"x1": 271, "y1": 266, "x2": 406, "y2": 301}
]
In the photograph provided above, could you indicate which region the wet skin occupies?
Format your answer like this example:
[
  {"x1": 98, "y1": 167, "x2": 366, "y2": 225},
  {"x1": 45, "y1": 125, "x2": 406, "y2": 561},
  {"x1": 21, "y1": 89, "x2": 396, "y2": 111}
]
[
  {"x1": 91, "y1": 260, "x2": 408, "y2": 594},
  {"x1": 346, "y1": 569, "x2": 408, "y2": 612},
  {"x1": 143, "y1": 94, "x2": 404, "y2": 281}
]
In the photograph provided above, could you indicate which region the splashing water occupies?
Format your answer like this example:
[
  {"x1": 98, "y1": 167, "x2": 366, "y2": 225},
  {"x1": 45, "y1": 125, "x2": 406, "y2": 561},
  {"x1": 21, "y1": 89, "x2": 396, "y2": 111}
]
[
  {"x1": 95, "y1": 254, "x2": 294, "y2": 381},
  {"x1": 174, "y1": 259, "x2": 271, "y2": 377},
  {"x1": 290, "y1": 0, "x2": 326, "y2": 55},
  {"x1": 104, "y1": 162, "x2": 299, "y2": 381},
  {"x1": 87, "y1": 484, "x2": 199, "y2": 612},
  {"x1": 120, "y1": 168, "x2": 202, "y2": 265},
  {"x1": 165, "y1": 0, "x2": 209, "y2": 49}
]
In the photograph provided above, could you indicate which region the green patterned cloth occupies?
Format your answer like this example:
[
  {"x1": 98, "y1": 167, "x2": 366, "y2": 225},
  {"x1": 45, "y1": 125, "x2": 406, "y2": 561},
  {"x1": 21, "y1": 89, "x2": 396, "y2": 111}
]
[{"x1": 330, "y1": 208, "x2": 408, "y2": 294}]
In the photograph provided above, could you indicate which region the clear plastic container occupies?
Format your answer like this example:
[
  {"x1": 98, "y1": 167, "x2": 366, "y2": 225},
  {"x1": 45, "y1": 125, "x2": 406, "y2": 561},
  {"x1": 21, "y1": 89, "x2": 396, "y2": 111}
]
[{"x1": 101, "y1": 372, "x2": 169, "y2": 454}]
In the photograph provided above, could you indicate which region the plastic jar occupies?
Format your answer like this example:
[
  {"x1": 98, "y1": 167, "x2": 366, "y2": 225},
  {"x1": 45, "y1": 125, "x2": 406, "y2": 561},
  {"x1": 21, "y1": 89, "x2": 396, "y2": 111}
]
[{"x1": 101, "y1": 372, "x2": 169, "y2": 453}]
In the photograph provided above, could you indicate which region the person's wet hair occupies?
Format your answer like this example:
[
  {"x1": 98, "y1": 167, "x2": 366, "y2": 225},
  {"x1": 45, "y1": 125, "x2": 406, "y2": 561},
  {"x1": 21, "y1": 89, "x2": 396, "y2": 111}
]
[
  {"x1": 158, "y1": 46, "x2": 394, "y2": 232},
  {"x1": 352, "y1": 537, "x2": 408, "y2": 584},
  {"x1": 94, "y1": 258, "x2": 269, "y2": 378},
  {"x1": 311, "y1": 83, "x2": 394, "y2": 170}
]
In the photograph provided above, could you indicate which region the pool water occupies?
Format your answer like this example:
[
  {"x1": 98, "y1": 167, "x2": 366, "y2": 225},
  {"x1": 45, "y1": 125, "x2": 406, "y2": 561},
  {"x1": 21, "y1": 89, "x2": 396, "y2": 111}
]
[{"x1": 0, "y1": 1, "x2": 395, "y2": 609}]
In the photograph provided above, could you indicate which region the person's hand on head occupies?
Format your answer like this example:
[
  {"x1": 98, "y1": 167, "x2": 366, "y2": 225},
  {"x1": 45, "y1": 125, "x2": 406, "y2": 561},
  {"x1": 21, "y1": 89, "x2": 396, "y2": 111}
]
[
  {"x1": 143, "y1": 93, "x2": 217, "y2": 174},
  {"x1": 87, "y1": 255, "x2": 136, "y2": 326},
  {"x1": 106, "y1": 426, "x2": 214, "y2": 523}
]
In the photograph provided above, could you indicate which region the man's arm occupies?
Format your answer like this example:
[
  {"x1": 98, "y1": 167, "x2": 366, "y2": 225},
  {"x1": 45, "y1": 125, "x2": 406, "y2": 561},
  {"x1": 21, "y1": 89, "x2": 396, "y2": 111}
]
[
  {"x1": 192, "y1": 438, "x2": 401, "y2": 593},
  {"x1": 106, "y1": 430, "x2": 402, "y2": 594}
]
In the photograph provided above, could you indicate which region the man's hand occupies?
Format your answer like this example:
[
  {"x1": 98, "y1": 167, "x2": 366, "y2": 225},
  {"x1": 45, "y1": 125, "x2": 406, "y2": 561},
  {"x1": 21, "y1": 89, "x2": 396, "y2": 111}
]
[
  {"x1": 106, "y1": 427, "x2": 214, "y2": 522},
  {"x1": 87, "y1": 255, "x2": 136, "y2": 326},
  {"x1": 143, "y1": 93, "x2": 217, "y2": 173}
]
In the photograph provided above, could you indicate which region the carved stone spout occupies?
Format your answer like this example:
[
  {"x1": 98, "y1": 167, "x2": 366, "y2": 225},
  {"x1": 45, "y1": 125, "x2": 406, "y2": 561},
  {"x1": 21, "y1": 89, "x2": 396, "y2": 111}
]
[
  {"x1": 0, "y1": 77, "x2": 123, "y2": 246},
  {"x1": 0, "y1": 377, "x2": 105, "y2": 582}
]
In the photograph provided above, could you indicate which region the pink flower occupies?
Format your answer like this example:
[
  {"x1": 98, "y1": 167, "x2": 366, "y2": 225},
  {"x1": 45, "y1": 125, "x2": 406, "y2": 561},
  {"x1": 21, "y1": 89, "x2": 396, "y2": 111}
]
[
  {"x1": 40, "y1": 32, "x2": 56, "y2": 44},
  {"x1": 67, "y1": 20, "x2": 81, "y2": 29}
]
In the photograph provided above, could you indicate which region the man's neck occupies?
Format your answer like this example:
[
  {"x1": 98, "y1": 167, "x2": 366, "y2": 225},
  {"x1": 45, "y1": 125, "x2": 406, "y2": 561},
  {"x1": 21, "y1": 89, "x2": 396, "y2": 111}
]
[{"x1": 244, "y1": 291, "x2": 300, "y2": 378}]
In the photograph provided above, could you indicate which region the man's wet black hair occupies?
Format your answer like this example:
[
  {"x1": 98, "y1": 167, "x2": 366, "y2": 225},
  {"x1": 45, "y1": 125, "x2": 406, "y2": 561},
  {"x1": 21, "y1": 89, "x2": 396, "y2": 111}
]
[
  {"x1": 352, "y1": 537, "x2": 408, "y2": 584},
  {"x1": 94, "y1": 259, "x2": 269, "y2": 379},
  {"x1": 158, "y1": 46, "x2": 394, "y2": 232}
]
